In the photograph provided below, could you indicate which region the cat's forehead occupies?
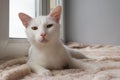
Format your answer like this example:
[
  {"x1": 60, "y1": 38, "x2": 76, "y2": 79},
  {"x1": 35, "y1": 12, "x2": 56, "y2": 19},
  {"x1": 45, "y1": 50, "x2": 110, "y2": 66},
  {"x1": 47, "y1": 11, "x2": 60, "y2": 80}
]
[
  {"x1": 35, "y1": 16, "x2": 47, "y2": 22},
  {"x1": 32, "y1": 16, "x2": 56, "y2": 25}
]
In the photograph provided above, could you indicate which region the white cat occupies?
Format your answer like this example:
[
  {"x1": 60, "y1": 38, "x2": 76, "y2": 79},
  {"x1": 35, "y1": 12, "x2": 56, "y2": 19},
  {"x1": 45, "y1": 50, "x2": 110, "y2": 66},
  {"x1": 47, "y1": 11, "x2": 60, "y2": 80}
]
[{"x1": 18, "y1": 6, "x2": 96, "y2": 76}]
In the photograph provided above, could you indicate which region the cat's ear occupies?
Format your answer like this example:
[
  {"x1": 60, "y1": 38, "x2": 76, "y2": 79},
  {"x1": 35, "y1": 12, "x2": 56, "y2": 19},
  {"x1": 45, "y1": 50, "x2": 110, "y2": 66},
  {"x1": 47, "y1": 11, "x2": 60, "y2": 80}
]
[
  {"x1": 18, "y1": 13, "x2": 32, "y2": 28},
  {"x1": 49, "y1": 6, "x2": 62, "y2": 23}
]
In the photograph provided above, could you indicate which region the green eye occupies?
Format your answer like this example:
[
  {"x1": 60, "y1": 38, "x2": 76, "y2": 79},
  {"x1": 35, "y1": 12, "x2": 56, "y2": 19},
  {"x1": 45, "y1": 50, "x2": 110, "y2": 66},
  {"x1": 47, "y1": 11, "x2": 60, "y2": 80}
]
[
  {"x1": 31, "y1": 26, "x2": 38, "y2": 30},
  {"x1": 47, "y1": 24, "x2": 53, "y2": 28}
]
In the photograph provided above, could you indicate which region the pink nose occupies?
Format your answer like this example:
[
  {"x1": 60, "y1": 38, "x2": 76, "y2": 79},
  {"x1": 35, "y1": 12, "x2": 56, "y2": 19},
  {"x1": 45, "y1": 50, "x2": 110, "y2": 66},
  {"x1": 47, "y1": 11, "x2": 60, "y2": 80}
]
[{"x1": 41, "y1": 33, "x2": 46, "y2": 37}]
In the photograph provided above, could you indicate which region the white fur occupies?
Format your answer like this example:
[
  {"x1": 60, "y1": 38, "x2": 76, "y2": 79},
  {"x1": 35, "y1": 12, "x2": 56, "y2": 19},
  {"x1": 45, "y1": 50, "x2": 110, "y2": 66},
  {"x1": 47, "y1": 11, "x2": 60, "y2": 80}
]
[
  {"x1": 18, "y1": 6, "x2": 89, "y2": 76},
  {"x1": 25, "y1": 16, "x2": 87, "y2": 76}
]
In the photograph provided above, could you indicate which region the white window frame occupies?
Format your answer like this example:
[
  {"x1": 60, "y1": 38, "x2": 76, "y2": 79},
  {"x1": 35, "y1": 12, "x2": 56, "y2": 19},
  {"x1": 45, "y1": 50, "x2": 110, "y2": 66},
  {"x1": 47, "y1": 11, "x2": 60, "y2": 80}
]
[{"x1": 0, "y1": 0, "x2": 65, "y2": 59}]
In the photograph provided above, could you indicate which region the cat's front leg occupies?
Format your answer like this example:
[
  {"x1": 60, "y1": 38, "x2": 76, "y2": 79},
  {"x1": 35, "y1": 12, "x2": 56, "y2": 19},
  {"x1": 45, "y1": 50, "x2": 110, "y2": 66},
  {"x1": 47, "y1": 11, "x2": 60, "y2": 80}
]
[{"x1": 28, "y1": 63, "x2": 52, "y2": 76}]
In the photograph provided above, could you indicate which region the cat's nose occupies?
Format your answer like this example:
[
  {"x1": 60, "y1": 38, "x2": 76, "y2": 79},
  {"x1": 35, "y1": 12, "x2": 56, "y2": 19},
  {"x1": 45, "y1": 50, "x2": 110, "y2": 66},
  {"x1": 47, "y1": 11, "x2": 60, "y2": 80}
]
[{"x1": 41, "y1": 33, "x2": 46, "y2": 37}]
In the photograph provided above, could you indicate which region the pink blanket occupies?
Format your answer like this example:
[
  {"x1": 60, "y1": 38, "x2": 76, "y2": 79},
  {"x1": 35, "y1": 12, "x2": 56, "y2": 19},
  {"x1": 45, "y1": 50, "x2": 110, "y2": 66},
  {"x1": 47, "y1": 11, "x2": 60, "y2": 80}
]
[{"x1": 0, "y1": 42, "x2": 120, "y2": 80}]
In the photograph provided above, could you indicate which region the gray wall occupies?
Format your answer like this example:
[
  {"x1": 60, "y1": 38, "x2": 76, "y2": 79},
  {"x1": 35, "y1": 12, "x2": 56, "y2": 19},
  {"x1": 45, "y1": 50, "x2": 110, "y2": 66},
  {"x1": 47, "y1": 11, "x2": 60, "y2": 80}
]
[
  {"x1": 0, "y1": 0, "x2": 9, "y2": 58},
  {"x1": 65, "y1": 0, "x2": 120, "y2": 45},
  {"x1": 0, "y1": 0, "x2": 9, "y2": 41}
]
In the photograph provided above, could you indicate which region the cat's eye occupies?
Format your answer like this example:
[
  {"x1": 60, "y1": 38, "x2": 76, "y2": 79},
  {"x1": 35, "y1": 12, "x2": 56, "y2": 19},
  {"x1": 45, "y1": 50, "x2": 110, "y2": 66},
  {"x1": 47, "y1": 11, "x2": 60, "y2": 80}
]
[
  {"x1": 31, "y1": 26, "x2": 38, "y2": 30},
  {"x1": 46, "y1": 24, "x2": 53, "y2": 28}
]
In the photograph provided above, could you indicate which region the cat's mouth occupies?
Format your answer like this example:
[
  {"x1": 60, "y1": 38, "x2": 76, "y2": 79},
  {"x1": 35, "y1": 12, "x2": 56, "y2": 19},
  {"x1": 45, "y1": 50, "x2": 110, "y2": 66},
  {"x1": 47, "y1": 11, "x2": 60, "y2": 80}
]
[{"x1": 39, "y1": 38, "x2": 48, "y2": 43}]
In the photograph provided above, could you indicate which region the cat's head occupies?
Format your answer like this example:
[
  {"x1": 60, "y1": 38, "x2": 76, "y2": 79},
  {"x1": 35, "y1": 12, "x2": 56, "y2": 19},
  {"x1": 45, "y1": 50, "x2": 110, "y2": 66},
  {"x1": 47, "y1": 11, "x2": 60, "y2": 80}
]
[{"x1": 19, "y1": 6, "x2": 62, "y2": 46}]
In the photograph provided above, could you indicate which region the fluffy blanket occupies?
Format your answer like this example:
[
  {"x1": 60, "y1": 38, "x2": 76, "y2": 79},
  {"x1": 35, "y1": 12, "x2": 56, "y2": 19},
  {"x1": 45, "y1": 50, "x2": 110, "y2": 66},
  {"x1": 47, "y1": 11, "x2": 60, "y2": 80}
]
[{"x1": 0, "y1": 42, "x2": 120, "y2": 80}]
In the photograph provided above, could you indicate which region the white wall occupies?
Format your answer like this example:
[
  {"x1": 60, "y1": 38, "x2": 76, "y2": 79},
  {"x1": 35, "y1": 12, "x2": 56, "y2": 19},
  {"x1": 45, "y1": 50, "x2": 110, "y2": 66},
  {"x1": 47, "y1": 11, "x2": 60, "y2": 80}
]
[{"x1": 65, "y1": 0, "x2": 120, "y2": 45}]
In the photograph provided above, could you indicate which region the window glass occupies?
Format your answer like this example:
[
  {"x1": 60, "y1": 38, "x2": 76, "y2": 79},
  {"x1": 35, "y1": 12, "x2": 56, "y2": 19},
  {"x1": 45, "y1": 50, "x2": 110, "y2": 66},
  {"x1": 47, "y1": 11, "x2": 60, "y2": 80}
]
[{"x1": 9, "y1": 0, "x2": 35, "y2": 38}]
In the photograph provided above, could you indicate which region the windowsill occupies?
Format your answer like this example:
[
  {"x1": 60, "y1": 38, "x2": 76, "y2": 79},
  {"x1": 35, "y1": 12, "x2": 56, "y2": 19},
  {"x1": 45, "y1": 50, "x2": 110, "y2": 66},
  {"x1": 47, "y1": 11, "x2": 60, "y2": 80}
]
[
  {"x1": 8, "y1": 38, "x2": 28, "y2": 43},
  {"x1": 0, "y1": 38, "x2": 30, "y2": 59}
]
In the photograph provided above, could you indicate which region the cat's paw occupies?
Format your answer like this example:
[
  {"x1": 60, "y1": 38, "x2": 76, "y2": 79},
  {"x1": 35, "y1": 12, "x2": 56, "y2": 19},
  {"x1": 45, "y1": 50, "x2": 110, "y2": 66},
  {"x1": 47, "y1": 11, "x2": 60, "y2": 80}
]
[{"x1": 37, "y1": 69, "x2": 52, "y2": 76}]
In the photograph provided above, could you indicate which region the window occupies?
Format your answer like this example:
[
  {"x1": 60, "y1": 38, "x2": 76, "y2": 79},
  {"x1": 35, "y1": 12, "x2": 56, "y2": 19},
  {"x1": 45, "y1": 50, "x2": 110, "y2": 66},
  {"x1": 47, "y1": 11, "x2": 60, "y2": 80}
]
[{"x1": 0, "y1": 0, "x2": 64, "y2": 59}]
